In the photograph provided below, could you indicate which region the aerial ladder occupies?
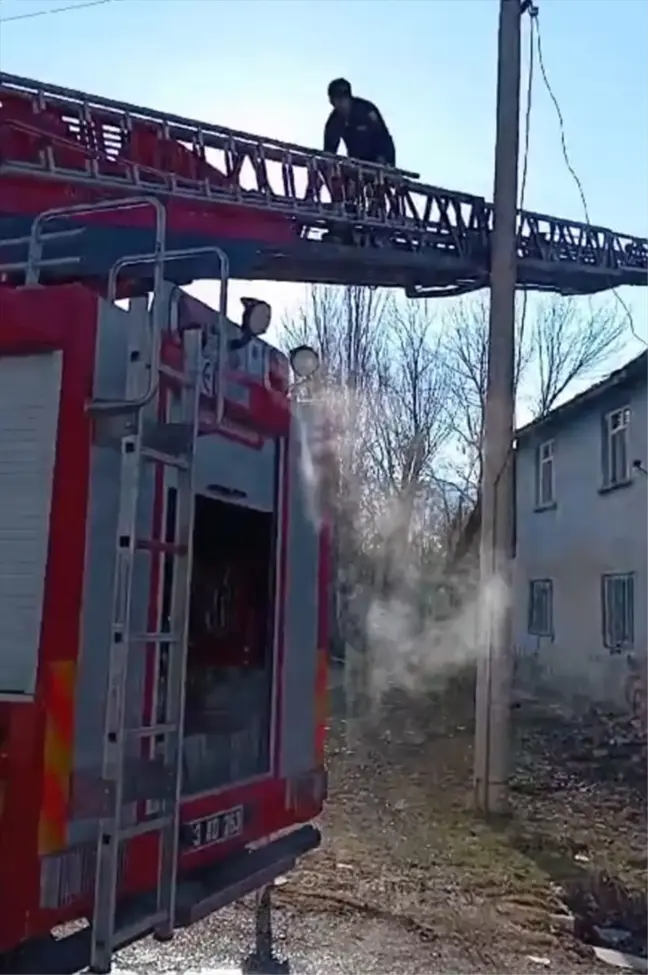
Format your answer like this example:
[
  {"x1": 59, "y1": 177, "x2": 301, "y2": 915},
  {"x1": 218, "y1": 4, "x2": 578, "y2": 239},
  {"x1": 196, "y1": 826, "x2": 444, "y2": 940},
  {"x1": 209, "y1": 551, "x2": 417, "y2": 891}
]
[{"x1": 0, "y1": 72, "x2": 646, "y2": 299}]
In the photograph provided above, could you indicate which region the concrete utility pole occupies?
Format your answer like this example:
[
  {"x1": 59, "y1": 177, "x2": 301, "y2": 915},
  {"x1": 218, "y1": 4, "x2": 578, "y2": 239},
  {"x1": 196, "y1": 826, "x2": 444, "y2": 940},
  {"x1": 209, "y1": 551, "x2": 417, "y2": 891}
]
[{"x1": 473, "y1": 0, "x2": 523, "y2": 815}]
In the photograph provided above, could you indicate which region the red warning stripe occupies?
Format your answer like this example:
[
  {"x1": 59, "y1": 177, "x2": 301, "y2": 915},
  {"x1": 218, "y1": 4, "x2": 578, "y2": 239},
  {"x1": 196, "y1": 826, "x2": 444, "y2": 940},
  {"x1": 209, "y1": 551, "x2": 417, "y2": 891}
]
[{"x1": 38, "y1": 661, "x2": 76, "y2": 855}]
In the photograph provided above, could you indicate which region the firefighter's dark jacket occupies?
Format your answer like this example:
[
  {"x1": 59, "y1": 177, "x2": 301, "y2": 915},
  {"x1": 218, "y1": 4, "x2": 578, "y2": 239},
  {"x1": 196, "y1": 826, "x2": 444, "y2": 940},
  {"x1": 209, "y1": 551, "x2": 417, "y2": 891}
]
[{"x1": 324, "y1": 97, "x2": 395, "y2": 165}]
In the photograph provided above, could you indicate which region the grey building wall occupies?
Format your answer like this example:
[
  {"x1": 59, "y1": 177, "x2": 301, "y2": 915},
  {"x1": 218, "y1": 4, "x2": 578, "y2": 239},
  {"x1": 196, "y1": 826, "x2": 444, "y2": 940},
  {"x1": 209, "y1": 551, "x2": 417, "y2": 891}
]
[{"x1": 513, "y1": 372, "x2": 647, "y2": 708}]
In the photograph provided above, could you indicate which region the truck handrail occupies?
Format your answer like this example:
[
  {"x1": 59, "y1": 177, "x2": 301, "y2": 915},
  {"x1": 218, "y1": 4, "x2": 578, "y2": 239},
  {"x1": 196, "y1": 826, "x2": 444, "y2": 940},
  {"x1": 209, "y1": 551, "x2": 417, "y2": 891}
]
[
  {"x1": 101, "y1": 245, "x2": 230, "y2": 416},
  {"x1": 24, "y1": 196, "x2": 167, "y2": 286}
]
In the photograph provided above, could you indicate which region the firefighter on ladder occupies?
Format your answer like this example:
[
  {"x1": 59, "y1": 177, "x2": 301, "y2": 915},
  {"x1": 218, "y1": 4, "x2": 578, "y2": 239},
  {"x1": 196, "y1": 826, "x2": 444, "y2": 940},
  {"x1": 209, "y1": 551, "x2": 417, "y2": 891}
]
[
  {"x1": 324, "y1": 78, "x2": 396, "y2": 167},
  {"x1": 322, "y1": 78, "x2": 396, "y2": 245}
]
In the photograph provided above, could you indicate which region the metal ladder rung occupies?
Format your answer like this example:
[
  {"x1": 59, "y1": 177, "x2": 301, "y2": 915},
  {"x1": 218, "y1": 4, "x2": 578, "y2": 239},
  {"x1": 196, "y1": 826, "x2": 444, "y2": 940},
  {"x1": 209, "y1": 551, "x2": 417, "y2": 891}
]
[
  {"x1": 0, "y1": 255, "x2": 82, "y2": 275},
  {"x1": 0, "y1": 227, "x2": 86, "y2": 249},
  {"x1": 140, "y1": 446, "x2": 190, "y2": 470},
  {"x1": 119, "y1": 814, "x2": 173, "y2": 840},
  {"x1": 126, "y1": 722, "x2": 178, "y2": 739},
  {"x1": 159, "y1": 364, "x2": 194, "y2": 387},
  {"x1": 135, "y1": 538, "x2": 188, "y2": 556},
  {"x1": 130, "y1": 632, "x2": 180, "y2": 644},
  {"x1": 142, "y1": 420, "x2": 194, "y2": 451}
]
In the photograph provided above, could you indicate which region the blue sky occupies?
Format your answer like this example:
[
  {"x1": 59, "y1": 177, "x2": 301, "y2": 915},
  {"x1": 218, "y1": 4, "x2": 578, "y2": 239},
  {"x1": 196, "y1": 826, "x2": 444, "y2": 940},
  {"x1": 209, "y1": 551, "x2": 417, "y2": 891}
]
[{"x1": 1, "y1": 0, "x2": 646, "y2": 358}]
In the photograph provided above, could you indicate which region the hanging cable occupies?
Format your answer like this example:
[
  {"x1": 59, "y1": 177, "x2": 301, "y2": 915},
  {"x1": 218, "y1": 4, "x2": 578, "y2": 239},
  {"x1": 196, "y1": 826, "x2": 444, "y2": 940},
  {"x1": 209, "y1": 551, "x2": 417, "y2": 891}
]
[
  {"x1": 535, "y1": 15, "x2": 591, "y2": 225},
  {"x1": 516, "y1": 5, "x2": 536, "y2": 358},
  {"x1": 0, "y1": 0, "x2": 117, "y2": 23},
  {"x1": 519, "y1": 8, "x2": 535, "y2": 211},
  {"x1": 534, "y1": 6, "x2": 646, "y2": 346}
]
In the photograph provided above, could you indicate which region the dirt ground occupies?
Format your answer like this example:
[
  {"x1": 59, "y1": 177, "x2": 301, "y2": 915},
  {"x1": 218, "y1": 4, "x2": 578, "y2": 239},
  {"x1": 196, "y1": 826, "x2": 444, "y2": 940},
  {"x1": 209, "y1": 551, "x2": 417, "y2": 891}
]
[
  {"x1": 114, "y1": 677, "x2": 646, "y2": 974},
  {"x1": 274, "y1": 682, "x2": 647, "y2": 973}
]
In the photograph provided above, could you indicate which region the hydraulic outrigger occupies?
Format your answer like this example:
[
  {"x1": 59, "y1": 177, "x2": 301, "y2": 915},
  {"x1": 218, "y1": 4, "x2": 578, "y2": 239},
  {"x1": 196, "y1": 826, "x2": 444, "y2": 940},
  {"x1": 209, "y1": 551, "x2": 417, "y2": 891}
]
[{"x1": 0, "y1": 72, "x2": 646, "y2": 299}]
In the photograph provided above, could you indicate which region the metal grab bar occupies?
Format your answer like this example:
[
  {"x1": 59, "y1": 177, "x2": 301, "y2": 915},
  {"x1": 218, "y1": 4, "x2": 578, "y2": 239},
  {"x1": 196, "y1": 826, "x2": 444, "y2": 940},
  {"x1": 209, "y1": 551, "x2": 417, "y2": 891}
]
[
  {"x1": 163, "y1": 249, "x2": 230, "y2": 423},
  {"x1": 0, "y1": 227, "x2": 84, "y2": 249},
  {"x1": 6, "y1": 197, "x2": 231, "y2": 418},
  {"x1": 0, "y1": 227, "x2": 85, "y2": 277},
  {"x1": 24, "y1": 196, "x2": 166, "y2": 285},
  {"x1": 93, "y1": 245, "x2": 229, "y2": 415}
]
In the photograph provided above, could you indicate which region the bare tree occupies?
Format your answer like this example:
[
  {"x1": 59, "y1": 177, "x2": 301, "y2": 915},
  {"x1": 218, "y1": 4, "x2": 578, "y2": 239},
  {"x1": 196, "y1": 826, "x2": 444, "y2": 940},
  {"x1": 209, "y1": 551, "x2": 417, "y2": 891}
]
[
  {"x1": 281, "y1": 285, "x2": 387, "y2": 654},
  {"x1": 528, "y1": 297, "x2": 625, "y2": 416},
  {"x1": 441, "y1": 292, "x2": 626, "y2": 567},
  {"x1": 282, "y1": 284, "x2": 387, "y2": 393},
  {"x1": 441, "y1": 292, "x2": 533, "y2": 494},
  {"x1": 282, "y1": 285, "x2": 386, "y2": 521},
  {"x1": 281, "y1": 286, "x2": 460, "y2": 651},
  {"x1": 366, "y1": 300, "x2": 453, "y2": 585},
  {"x1": 443, "y1": 292, "x2": 625, "y2": 465},
  {"x1": 280, "y1": 285, "x2": 627, "y2": 661}
]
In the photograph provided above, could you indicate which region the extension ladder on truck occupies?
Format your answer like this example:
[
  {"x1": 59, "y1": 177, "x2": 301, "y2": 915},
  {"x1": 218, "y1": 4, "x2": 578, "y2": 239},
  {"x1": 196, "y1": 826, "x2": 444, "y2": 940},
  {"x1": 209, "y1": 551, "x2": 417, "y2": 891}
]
[
  {"x1": 16, "y1": 197, "x2": 230, "y2": 974},
  {"x1": 90, "y1": 284, "x2": 197, "y2": 973},
  {"x1": 0, "y1": 70, "x2": 425, "y2": 241},
  {"x1": 2, "y1": 72, "x2": 645, "y2": 297},
  {"x1": 92, "y1": 258, "x2": 230, "y2": 972}
]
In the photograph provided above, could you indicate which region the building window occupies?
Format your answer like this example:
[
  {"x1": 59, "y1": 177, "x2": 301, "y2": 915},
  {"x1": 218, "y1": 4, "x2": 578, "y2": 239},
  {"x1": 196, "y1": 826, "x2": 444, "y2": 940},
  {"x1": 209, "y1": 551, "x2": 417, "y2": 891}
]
[
  {"x1": 535, "y1": 439, "x2": 555, "y2": 507},
  {"x1": 603, "y1": 407, "x2": 630, "y2": 487},
  {"x1": 602, "y1": 573, "x2": 634, "y2": 652},
  {"x1": 528, "y1": 579, "x2": 553, "y2": 636}
]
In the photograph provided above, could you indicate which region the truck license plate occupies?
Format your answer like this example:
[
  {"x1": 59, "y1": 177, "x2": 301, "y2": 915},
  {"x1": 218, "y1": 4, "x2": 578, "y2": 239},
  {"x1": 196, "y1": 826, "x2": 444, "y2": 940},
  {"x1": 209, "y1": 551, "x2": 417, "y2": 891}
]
[{"x1": 183, "y1": 805, "x2": 244, "y2": 851}]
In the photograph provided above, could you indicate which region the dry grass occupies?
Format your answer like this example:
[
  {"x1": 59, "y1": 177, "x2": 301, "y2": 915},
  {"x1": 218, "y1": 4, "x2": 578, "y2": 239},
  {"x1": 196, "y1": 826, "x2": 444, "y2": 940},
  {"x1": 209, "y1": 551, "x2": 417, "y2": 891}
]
[{"x1": 279, "y1": 683, "x2": 647, "y2": 971}]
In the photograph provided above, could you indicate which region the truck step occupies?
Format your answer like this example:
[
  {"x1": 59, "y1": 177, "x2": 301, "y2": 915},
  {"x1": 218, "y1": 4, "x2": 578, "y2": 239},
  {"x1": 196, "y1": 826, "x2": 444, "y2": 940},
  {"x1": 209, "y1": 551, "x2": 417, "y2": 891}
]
[{"x1": 8, "y1": 825, "x2": 322, "y2": 974}]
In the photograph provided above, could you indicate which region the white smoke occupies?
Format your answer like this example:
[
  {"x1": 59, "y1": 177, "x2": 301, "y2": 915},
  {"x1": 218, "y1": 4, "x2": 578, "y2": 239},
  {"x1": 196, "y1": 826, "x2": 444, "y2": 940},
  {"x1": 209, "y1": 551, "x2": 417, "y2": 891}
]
[
  {"x1": 366, "y1": 571, "x2": 510, "y2": 701},
  {"x1": 296, "y1": 381, "x2": 511, "y2": 711}
]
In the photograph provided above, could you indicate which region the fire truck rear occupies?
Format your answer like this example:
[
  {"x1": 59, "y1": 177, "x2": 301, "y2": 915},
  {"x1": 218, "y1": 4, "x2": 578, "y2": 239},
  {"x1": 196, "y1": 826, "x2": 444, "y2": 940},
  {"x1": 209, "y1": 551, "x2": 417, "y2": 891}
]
[{"x1": 0, "y1": 232, "x2": 328, "y2": 973}]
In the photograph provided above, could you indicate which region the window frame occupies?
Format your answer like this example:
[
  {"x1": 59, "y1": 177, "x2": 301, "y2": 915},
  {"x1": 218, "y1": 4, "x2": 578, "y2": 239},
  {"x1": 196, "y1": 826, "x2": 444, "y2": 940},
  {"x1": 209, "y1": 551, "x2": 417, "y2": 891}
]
[
  {"x1": 602, "y1": 406, "x2": 631, "y2": 488},
  {"x1": 535, "y1": 438, "x2": 555, "y2": 508},
  {"x1": 527, "y1": 578, "x2": 554, "y2": 637},
  {"x1": 601, "y1": 571, "x2": 635, "y2": 652}
]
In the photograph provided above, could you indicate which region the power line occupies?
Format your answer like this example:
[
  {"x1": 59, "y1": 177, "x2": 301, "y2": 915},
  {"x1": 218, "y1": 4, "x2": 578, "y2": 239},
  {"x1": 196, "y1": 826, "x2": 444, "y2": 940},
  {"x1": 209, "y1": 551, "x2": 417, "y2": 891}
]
[
  {"x1": 516, "y1": 6, "x2": 536, "y2": 354},
  {"x1": 519, "y1": 8, "x2": 535, "y2": 211},
  {"x1": 535, "y1": 13, "x2": 590, "y2": 225},
  {"x1": 0, "y1": 0, "x2": 117, "y2": 23},
  {"x1": 534, "y1": 6, "x2": 646, "y2": 347},
  {"x1": 610, "y1": 286, "x2": 644, "y2": 345}
]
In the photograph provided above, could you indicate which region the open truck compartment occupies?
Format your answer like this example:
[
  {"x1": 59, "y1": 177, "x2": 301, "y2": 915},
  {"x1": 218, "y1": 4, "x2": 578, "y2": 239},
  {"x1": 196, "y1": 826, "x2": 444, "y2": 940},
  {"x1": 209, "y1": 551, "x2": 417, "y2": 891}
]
[{"x1": 182, "y1": 495, "x2": 276, "y2": 794}]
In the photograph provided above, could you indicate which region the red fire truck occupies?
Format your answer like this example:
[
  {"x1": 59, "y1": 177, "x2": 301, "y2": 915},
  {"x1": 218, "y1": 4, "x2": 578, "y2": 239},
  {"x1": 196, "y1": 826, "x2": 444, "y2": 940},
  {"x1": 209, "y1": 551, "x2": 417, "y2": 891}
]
[
  {"x1": 0, "y1": 76, "x2": 334, "y2": 974},
  {"x1": 1, "y1": 61, "x2": 644, "y2": 975},
  {"x1": 0, "y1": 253, "x2": 329, "y2": 974}
]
